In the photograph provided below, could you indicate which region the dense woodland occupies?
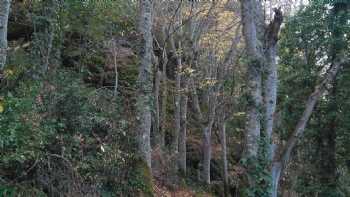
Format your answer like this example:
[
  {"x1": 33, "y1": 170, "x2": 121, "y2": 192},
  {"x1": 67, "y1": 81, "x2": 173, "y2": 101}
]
[{"x1": 0, "y1": 0, "x2": 349, "y2": 196}]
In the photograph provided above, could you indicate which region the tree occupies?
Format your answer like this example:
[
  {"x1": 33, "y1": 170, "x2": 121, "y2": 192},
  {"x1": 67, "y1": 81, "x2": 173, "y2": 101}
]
[
  {"x1": 136, "y1": 0, "x2": 154, "y2": 168},
  {"x1": 277, "y1": 2, "x2": 350, "y2": 196},
  {"x1": 240, "y1": 1, "x2": 283, "y2": 195},
  {"x1": 240, "y1": 1, "x2": 348, "y2": 196},
  {"x1": 0, "y1": 0, "x2": 11, "y2": 71}
]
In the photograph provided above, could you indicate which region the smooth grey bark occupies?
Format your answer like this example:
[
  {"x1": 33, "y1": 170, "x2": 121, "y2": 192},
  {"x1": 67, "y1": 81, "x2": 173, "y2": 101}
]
[
  {"x1": 245, "y1": 63, "x2": 262, "y2": 158},
  {"x1": 170, "y1": 33, "x2": 181, "y2": 156},
  {"x1": 271, "y1": 161, "x2": 282, "y2": 197},
  {"x1": 136, "y1": 0, "x2": 153, "y2": 168},
  {"x1": 264, "y1": 47, "x2": 278, "y2": 141},
  {"x1": 241, "y1": 1, "x2": 346, "y2": 196},
  {"x1": 179, "y1": 78, "x2": 188, "y2": 174},
  {"x1": 202, "y1": 126, "x2": 212, "y2": 184},
  {"x1": 0, "y1": 0, "x2": 11, "y2": 71},
  {"x1": 264, "y1": 6, "x2": 283, "y2": 146},
  {"x1": 218, "y1": 119, "x2": 229, "y2": 197},
  {"x1": 241, "y1": 1, "x2": 283, "y2": 195},
  {"x1": 202, "y1": 66, "x2": 218, "y2": 185},
  {"x1": 189, "y1": 78, "x2": 209, "y2": 183},
  {"x1": 263, "y1": 9, "x2": 283, "y2": 197},
  {"x1": 160, "y1": 52, "x2": 167, "y2": 150},
  {"x1": 154, "y1": 69, "x2": 161, "y2": 147},
  {"x1": 241, "y1": 0, "x2": 282, "y2": 159},
  {"x1": 241, "y1": 0, "x2": 264, "y2": 158},
  {"x1": 189, "y1": 77, "x2": 215, "y2": 184}
]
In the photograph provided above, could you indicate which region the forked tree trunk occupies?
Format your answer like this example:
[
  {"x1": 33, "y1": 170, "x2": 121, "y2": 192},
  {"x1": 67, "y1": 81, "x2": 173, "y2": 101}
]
[
  {"x1": 202, "y1": 86, "x2": 217, "y2": 184},
  {"x1": 136, "y1": 0, "x2": 153, "y2": 168},
  {"x1": 0, "y1": 0, "x2": 11, "y2": 71}
]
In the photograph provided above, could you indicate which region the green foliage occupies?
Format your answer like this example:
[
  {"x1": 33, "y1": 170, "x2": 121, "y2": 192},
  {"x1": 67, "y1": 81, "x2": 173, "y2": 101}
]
[
  {"x1": 278, "y1": 1, "x2": 350, "y2": 196},
  {"x1": 241, "y1": 137, "x2": 272, "y2": 197},
  {"x1": 61, "y1": 0, "x2": 136, "y2": 41},
  {"x1": 0, "y1": 0, "x2": 146, "y2": 195},
  {"x1": 0, "y1": 185, "x2": 46, "y2": 197},
  {"x1": 0, "y1": 69, "x2": 143, "y2": 196},
  {"x1": 0, "y1": 80, "x2": 44, "y2": 167}
]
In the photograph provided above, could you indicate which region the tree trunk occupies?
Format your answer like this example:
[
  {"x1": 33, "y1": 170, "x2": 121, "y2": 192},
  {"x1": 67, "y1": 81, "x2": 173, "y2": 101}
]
[
  {"x1": 219, "y1": 119, "x2": 229, "y2": 197},
  {"x1": 271, "y1": 162, "x2": 282, "y2": 197},
  {"x1": 274, "y1": 3, "x2": 349, "y2": 193},
  {"x1": 170, "y1": 35, "x2": 181, "y2": 157},
  {"x1": 202, "y1": 125, "x2": 212, "y2": 184},
  {"x1": 154, "y1": 69, "x2": 162, "y2": 148},
  {"x1": 179, "y1": 78, "x2": 188, "y2": 174},
  {"x1": 240, "y1": 0, "x2": 264, "y2": 158},
  {"x1": 160, "y1": 26, "x2": 168, "y2": 153},
  {"x1": 264, "y1": 45, "x2": 278, "y2": 159},
  {"x1": 245, "y1": 63, "x2": 262, "y2": 158},
  {"x1": 275, "y1": 59, "x2": 344, "y2": 196},
  {"x1": 136, "y1": 0, "x2": 153, "y2": 168},
  {"x1": 0, "y1": 0, "x2": 11, "y2": 71},
  {"x1": 316, "y1": 3, "x2": 347, "y2": 195},
  {"x1": 202, "y1": 87, "x2": 217, "y2": 184}
]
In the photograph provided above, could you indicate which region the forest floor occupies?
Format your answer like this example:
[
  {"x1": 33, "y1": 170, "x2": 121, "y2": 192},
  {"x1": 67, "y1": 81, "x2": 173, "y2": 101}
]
[{"x1": 153, "y1": 180, "x2": 213, "y2": 197}]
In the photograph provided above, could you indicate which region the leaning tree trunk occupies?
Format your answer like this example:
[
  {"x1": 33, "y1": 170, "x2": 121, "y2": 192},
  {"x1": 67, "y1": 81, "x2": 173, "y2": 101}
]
[
  {"x1": 0, "y1": 0, "x2": 11, "y2": 71},
  {"x1": 317, "y1": 3, "x2": 348, "y2": 194},
  {"x1": 136, "y1": 0, "x2": 153, "y2": 168},
  {"x1": 271, "y1": 59, "x2": 344, "y2": 197},
  {"x1": 271, "y1": 3, "x2": 348, "y2": 197}
]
